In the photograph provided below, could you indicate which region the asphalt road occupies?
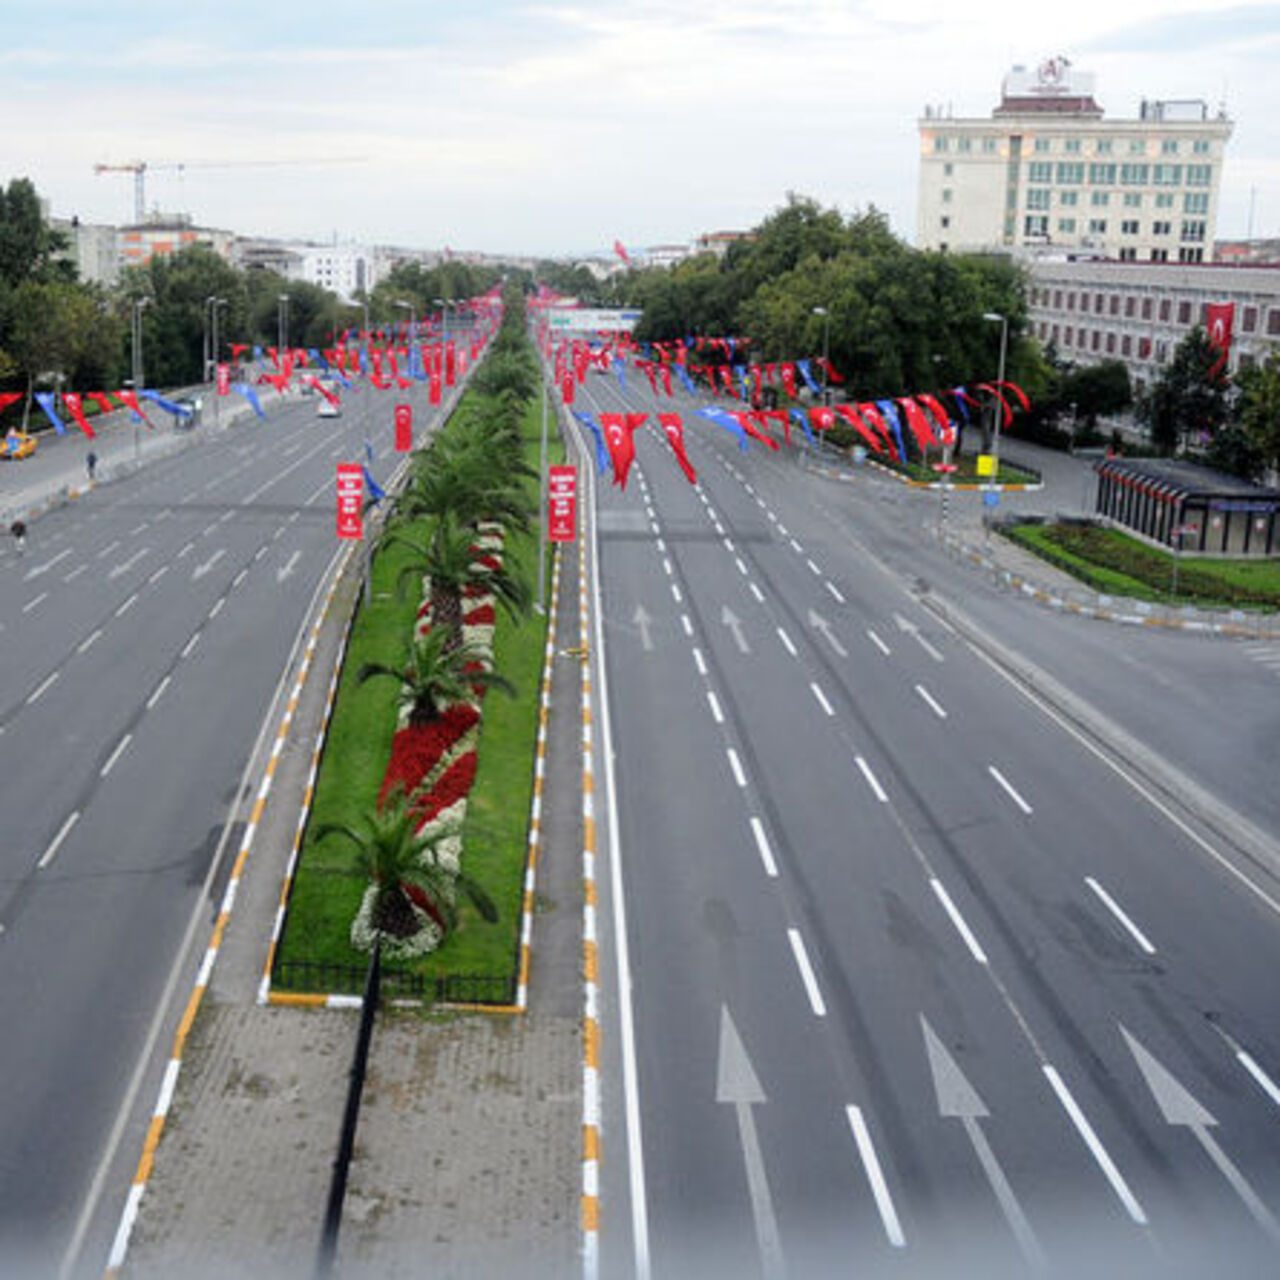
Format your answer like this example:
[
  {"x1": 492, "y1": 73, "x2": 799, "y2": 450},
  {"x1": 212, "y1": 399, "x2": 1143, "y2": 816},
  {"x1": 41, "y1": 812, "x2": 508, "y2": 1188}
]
[
  {"x1": 576, "y1": 371, "x2": 1280, "y2": 1279},
  {"x1": 0, "y1": 376, "x2": 452, "y2": 1278}
]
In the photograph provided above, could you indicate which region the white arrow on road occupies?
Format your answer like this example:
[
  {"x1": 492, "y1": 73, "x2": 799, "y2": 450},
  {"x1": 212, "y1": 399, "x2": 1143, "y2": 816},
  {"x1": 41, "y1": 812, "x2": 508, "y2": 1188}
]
[
  {"x1": 191, "y1": 548, "x2": 225, "y2": 581},
  {"x1": 721, "y1": 606, "x2": 750, "y2": 655},
  {"x1": 717, "y1": 1006, "x2": 785, "y2": 1280},
  {"x1": 807, "y1": 609, "x2": 848, "y2": 658},
  {"x1": 276, "y1": 550, "x2": 302, "y2": 585},
  {"x1": 893, "y1": 612, "x2": 943, "y2": 662},
  {"x1": 24, "y1": 548, "x2": 72, "y2": 581},
  {"x1": 922, "y1": 1016, "x2": 1046, "y2": 1270},
  {"x1": 1122, "y1": 1026, "x2": 1280, "y2": 1242},
  {"x1": 108, "y1": 548, "x2": 150, "y2": 581},
  {"x1": 632, "y1": 604, "x2": 654, "y2": 651}
]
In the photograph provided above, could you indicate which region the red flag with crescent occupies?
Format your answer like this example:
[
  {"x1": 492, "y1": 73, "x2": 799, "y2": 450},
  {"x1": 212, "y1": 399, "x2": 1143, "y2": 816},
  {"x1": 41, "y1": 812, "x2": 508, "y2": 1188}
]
[
  {"x1": 658, "y1": 412, "x2": 697, "y2": 484},
  {"x1": 1206, "y1": 303, "x2": 1234, "y2": 379},
  {"x1": 600, "y1": 412, "x2": 637, "y2": 488},
  {"x1": 61, "y1": 392, "x2": 96, "y2": 439}
]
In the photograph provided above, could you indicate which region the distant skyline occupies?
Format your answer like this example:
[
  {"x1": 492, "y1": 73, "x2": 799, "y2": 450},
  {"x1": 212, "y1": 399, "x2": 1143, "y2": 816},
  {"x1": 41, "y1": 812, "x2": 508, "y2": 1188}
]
[{"x1": 4, "y1": 1, "x2": 1278, "y2": 257}]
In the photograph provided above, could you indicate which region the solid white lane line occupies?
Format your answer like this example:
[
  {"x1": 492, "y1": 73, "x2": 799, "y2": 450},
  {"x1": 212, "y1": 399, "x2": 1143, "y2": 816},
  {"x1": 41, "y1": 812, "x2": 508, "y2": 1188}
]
[
  {"x1": 1237, "y1": 1051, "x2": 1280, "y2": 1110},
  {"x1": 681, "y1": 615, "x2": 693, "y2": 636},
  {"x1": 77, "y1": 629, "x2": 103, "y2": 655},
  {"x1": 180, "y1": 633, "x2": 201, "y2": 659},
  {"x1": 930, "y1": 878, "x2": 988, "y2": 964},
  {"x1": 39, "y1": 810, "x2": 80, "y2": 869},
  {"x1": 749, "y1": 583, "x2": 765, "y2": 603},
  {"x1": 693, "y1": 648, "x2": 708, "y2": 676},
  {"x1": 1042, "y1": 1065, "x2": 1147, "y2": 1224},
  {"x1": 22, "y1": 592, "x2": 48, "y2": 614},
  {"x1": 915, "y1": 685, "x2": 948, "y2": 719},
  {"x1": 988, "y1": 765, "x2": 1033, "y2": 815},
  {"x1": 115, "y1": 593, "x2": 139, "y2": 617},
  {"x1": 856, "y1": 757, "x2": 888, "y2": 804},
  {"x1": 749, "y1": 818, "x2": 778, "y2": 877},
  {"x1": 1085, "y1": 877, "x2": 1156, "y2": 955},
  {"x1": 146, "y1": 676, "x2": 171, "y2": 709},
  {"x1": 806, "y1": 559, "x2": 822, "y2": 576},
  {"x1": 845, "y1": 1106, "x2": 906, "y2": 1247},
  {"x1": 727, "y1": 748, "x2": 747, "y2": 788},
  {"x1": 27, "y1": 671, "x2": 59, "y2": 704},
  {"x1": 101, "y1": 733, "x2": 133, "y2": 777},
  {"x1": 787, "y1": 929, "x2": 827, "y2": 1017},
  {"x1": 777, "y1": 628, "x2": 797, "y2": 657},
  {"x1": 810, "y1": 682, "x2": 835, "y2": 716},
  {"x1": 867, "y1": 630, "x2": 891, "y2": 657},
  {"x1": 825, "y1": 581, "x2": 845, "y2": 603},
  {"x1": 707, "y1": 691, "x2": 725, "y2": 724}
]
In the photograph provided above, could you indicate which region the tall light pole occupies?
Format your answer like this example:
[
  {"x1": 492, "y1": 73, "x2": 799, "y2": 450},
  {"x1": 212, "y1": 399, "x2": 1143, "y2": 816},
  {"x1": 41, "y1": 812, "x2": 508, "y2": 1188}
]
[
  {"x1": 982, "y1": 312, "x2": 1008, "y2": 484},
  {"x1": 277, "y1": 293, "x2": 290, "y2": 359},
  {"x1": 209, "y1": 297, "x2": 227, "y2": 427},
  {"x1": 393, "y1": 298, "x2": 414, "y2": 346},
  {"x1": 131, "y1": 296, "x2": 151, "y2": 463},
  {"x1": 813, "y1": 306, "x2": 831, "y2": 407}
]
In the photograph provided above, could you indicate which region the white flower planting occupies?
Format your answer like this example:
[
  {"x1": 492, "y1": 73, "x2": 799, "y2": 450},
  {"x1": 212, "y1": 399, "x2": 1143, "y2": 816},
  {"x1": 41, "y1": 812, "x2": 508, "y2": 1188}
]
[{"x1": 350, "y1": 885, "x2": 444, "y2": 959}]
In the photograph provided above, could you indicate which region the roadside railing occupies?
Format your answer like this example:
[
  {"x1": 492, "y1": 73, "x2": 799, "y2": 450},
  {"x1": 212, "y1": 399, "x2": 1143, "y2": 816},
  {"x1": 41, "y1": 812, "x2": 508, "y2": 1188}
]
[{"x1": 273, "y1": 959, "x2": 516, "y2": 1006}]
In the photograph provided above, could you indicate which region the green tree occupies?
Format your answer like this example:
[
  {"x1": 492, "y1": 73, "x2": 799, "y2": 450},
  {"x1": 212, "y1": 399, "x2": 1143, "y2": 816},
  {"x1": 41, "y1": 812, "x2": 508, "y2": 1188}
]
[
  {"x1": 1235, "y1": 351, "x2": 1280, "y2": 477},
  {"x1": 1137, "y1": 327, "x2": 1230, "y2": 455},
  {"x1": 1059, "y1": 360, "x2": 1132, "y2": 436},
  {"x1": 0, "y1": 178, "x2": 72, "y2": 288},
  {"x1": 317, "y1": 789, "x2": 497, "y2": 940}
]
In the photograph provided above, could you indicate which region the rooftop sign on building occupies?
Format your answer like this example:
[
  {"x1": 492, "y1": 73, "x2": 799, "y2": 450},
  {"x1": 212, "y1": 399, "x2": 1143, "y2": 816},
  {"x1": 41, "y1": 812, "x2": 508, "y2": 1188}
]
[{"x1": 997, "y1": 57, "x2": 1102, "y2": 116}]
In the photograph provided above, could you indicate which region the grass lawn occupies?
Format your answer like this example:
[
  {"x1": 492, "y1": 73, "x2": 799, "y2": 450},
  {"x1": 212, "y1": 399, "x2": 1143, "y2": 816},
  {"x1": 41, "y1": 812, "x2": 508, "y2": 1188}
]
[
  {"x1": 1002, "y1": 521, "x2": 1280, "y2": 610},
  {"x1": 273, "y1": 390, "x2": 566, "y2": 999},
  {"x1": 888, "y1": 454, "x2": 1039, "y2": 486}
]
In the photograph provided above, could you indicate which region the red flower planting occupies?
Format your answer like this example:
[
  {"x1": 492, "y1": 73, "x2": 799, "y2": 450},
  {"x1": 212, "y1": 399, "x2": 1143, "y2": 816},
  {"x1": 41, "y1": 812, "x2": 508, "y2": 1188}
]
[
  {"x1": 462, "y1": 603, "x2": 496, "y2": 626},
  {"x1": 411, "y1": 752, "x2": 478, "y2": 828},
  {"x1": 378, "y1": 704, "x2": 480, "y2": 809}
]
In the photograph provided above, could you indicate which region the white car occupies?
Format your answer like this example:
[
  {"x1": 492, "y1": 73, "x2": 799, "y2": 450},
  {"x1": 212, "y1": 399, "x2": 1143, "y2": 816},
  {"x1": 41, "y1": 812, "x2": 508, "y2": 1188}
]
[{"x1": 317, "y1": 398, "x2": 341, "y2": 418}]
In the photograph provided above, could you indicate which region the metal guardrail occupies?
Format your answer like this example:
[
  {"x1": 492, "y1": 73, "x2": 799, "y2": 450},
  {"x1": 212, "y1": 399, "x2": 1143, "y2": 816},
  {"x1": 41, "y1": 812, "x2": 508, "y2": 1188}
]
[{"x1": 273, "y1": 959, "x2": 516, "y2": 1006}]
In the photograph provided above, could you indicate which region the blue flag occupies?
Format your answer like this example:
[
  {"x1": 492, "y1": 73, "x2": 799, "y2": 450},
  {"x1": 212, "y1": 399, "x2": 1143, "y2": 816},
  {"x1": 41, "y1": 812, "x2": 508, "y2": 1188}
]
[
  {"x1": 572, "y1": 411, "x2": 610, "y2": 476},
  {"x1": 676, "y1": 365, "x2": 697, "y2": 395},
  {"x1": 362, "y1": 464, "x2": 386, "y2": 503},
  {"x1": 34, "y1": 392, "x2": 67, "y2": 435},
  {"x1": 252, "y1": 345, "x2": 264, "y2": 363},
  {"x1": 364, "y1": 438, "x2": 375, "y2": 466},
  {"x1": 233, "y1": 383, "x2": 268, "y2": 420},
  {"x1": 309, "y1": 348, "x2": 329, "y2": 371},
  {"x1": 789, "y1": 408, "x2": 816, "y2": 445},
  {"x1": 876, "y1": 399, "x2": 908, "y2": 460},
  {"x1": 949, "y1": 387, "x2": 972, "y2": 424},
  {"x1": 697, "y1": 405, "x2": 748, "y2": 451},
  {"x1": 140, "y1": 389, "x2": 193, "y2": 420},
  {"x1": 613, "y1": 358, "x2": 626, "y2": 392},
  {"x1": 796, "y1": 360, "x2": 822, "y2": 395}
]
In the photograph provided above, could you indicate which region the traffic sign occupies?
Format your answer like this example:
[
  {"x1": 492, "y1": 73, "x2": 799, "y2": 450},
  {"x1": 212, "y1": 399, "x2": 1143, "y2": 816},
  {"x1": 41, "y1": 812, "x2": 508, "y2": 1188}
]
[
  {"x1": 982, "y1": 491, "x2": 1000, "y2": 507},
  {"x1": 336, "y1": 463, "x2": 363, "y2": 539},
  {"x1": 548, "y1": 465, "x2": 577, "y2": 542},
  {"x1": 932, "y1": 463, "x2": 958, "y2": 474}
]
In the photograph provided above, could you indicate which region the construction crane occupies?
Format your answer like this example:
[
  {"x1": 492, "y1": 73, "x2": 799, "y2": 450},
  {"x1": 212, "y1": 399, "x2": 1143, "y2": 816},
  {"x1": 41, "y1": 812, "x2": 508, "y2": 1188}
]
[{"x1": 93, "y1": 157, "x2": 366, "y2": 224}]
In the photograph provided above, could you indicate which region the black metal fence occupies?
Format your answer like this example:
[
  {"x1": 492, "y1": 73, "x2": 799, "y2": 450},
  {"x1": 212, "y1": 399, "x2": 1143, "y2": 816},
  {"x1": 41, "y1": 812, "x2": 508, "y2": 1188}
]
[{"x1": 274, "y1": 959, "x2": 516, "y2": 1007}]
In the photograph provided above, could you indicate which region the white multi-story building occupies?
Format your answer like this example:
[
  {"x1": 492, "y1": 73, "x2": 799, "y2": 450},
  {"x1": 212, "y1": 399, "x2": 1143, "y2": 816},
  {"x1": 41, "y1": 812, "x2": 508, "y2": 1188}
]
[
  {"x1": 918, "y1": 59, "x2": 1233, "y2": 263},
  {"x1": 292, "y1": 244, "x2": 377, "y2": 302}
]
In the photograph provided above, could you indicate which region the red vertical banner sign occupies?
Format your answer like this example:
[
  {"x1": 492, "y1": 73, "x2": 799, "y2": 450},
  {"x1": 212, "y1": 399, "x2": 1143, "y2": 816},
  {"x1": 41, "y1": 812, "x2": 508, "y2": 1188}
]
[
  {"x1": 548, "y1": 465, "x2": 577, "y2": 542},
  {"x1": 336, "y1": 463, "x2": 364, "y2": 540},
  {"x1": 445, "y1": 341, "x2": 456, "y2": 387},
  {"x1": 394, "y1": 402, "x2": 412, "y2": 452},
  {"x1": 216, "y1": 363, "x2": 231, "y2": 396}
]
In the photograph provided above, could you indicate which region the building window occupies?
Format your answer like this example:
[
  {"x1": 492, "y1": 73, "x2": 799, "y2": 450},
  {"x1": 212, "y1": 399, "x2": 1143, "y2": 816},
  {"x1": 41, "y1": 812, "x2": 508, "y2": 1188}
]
[
  {"x1": 1096, "y1": 139, "x2": 1114, "y2": 154},
  {"x1": 1056, "y1": 162, "x2": 1085, "y2": 184},
  {"x1": 1161, "y1": 139, "x2": 1180, "y2": 155},
  {"x1": 1053, "y1": 290, "x2": 1063, "y2": 308},
  {"x1": 1152, "y1": 220, "x2": 1172, "y2": 235},
  {"x1": 1109, "y1": 295, "x2": 1120, "y2": 315},
  {"x1": 940, "y1": 215, "x2": 950, "y2": 228},
  {"x1": 1058, "y1": 218, "x2": 1077, "y2": 234},
  {"x1": 1180, "y1": 220, "x2": 1206, "y2": 242},
  {"x1": 1129, "y1": 139, "x2": 1147, "y2": 154},
  {"x1": 1026, "y1": 189, "x2": 1050, "y2": 210},
  {"x1": 1106, "y1": 332, "x2": 1117, "y2": 353},
  {"x1": 1142, "y1": 298, "x2": 1154, "y2": 319},
  {"x1": 1034, "y1": 138, "x2": 1052, "y2": 153},
  {"x1": 943, "y1": 162, "x2": 954, "y2": 177},
  {"x1": 1024, "y1": 214, "x2": 1049, "y2": 237},
  {"x1": 933, "y1": 136, "x2": 949, "y2": 152},
  {"x1": 1178, "y1": 247, "x2": 1204, "y2": 263},
  {"x1": 1268, "y1": 310, "x2": 1280, "y2": 336},
  {"x1": 1067, "y1": 292, "x2": 1077, "y2": 310},
  {"x1": 1092, "y1": 330, "x2": 1101, "y2": 351},
  {"x1": 1052, "y1": 324, "x2": 1060, "y2": 342},
  {"x1": 1153, "y1": 164, "x2": 1183, "y2": 186},
  {"x1": 1088, "y1": 219, "x2": 1107, "y2": 235},
  {"x1": 958, "y1": 137, "x2": 973, "y2": 152},
  {"x1": 1121, "y1": 219, "x2": 1140, "y2": 235},
  {"x1": 1243, "y1": 306, "x2": 1258, "y2": 333},
  {"x1": 1089, "y1": 162, "x2": 1117, "y2": 185},
  {"x1": 1059, "y1": 190, "x2": 1078, "y2": 206},
  {"x1": 982, "y1": 137, "x2": 999, "y2": 153},
  {"x1": 942, "y1": 188, "x2": 953, "y2": 203},
  {"x1": 1080, "y1": 292, "x2": 1090, "y2": 312},
  {"x1": 1092, "y1": 191, "x2": 1110, "y2": 207},
  {"x1": 1123, "y1": 192, "x2": 1143, "y2": 208},
  {"x1": 1122, "y1": 334, "x2": 1132, "y2": 354},
  {"x1": 1095, "y1": 294, "x2": 1106, "y2": 312},
  {"x1": 1064, "y1": 326, "x2": 1074, "y2": 344},
  {"x1": 1184, "y1": 193, "x2": 1209, "y2": 214},
  {"x1": 1160, "y1": 300, "x2": 1172, "y2": 321},
  {"x1": 1065, "y1": 138, "x2": 1082, "y2": 154},
  {"x1": 1186, "y1": 164, "x2": 1212, "y2": 186},
  {"x1": 1121, "y1": 163, "x2": 1149, "y2": 185},
  {"x1": 1156, "y1": 338, "x2": 1170, "y2": 361},
  {"x1": 1155, "y1": 193, "x2": 1175, "y2": 208},
  {"x1": 1178, "y1": 301, "x2": 1192, "y2": 324},
  {"x1": 1193, "y1": 139, "x2": 1210, "y2": 155},
  {"x1": 1125, "y1": 297, "x2": 1136, "y2": 317},
  {"x1": 1028, "y1": 160, "x2": 1053, "y2": 183}
]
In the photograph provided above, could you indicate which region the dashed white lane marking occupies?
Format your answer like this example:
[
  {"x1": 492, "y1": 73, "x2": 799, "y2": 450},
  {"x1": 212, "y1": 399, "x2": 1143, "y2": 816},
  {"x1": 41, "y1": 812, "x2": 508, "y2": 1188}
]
[
  {"x1": 787, "y1": 928, "x2": 827, "y2": 1017},
  {"x1": 27, "y1": 671, "x2": 59, "y2": 704},
  {"x1": 727, "y1": 748, "x2": 747, "y2": 788},
  {"x1": 77, "y1": 629, "x2": 103, "y2": 655},
  {"x1": 777, "y1": 628, "x2": 797, "y2": 657},
  {"x1": 661, "y1": 557, "x2": 672, "y2": 576},
  {"x1": 101, "y1": 733, "x2": 133, "y2": 778},
  {"x1": 96, "y1": 539, "x2": 121, "y2": 560},
  {"x1": 825, "y1": 582, "x2": 845, "y2": 603},
  {"x1": 868, "y1": 630, "x2": 891, "y2": 657},
  {"x1": 845, "y1": 1105, "x2": 906, "y2": 1248},
  {"x1": 63, "y1": 564, "x2": 88, "y2": 583},
  {"x1": 146, "y1": 675, "x2": 171, "y2": 710},
  {"x1": 22, "y1": 592, "x2": 48, "y2": 614},
  {"x1": 681, "y1": 614, "x2": 693, "y2": 637},
  {"x1": 671, "y1": 583, "x2": 683, "y2": 603},
  {"x1": 749, "y1": 817, "x2": 778, "y2": 877},
  {"x1": 913, "y1": 633, "x2": 945, "y2": 663},
  {"x1": 930, "y1": 878, "x2": 989, "y2": 964},
  {"x1": 806, "y1": 559, "x2": 822, "y2": 576},
  {"x1": 1042, "y1": 1065, "x2": 1147, "y2": 1225},
  {"x1": 735, "y1": 557, "x2": 748, "y2": 576},
  {"x1": 789, "y1": 538, "x2": 803, "y2": 553},
  {"x1": 1237, "y1": 1050, "x2": 1280, "y2": 1110},
  {"x1": 115, "y1": 592, "x2": 139, "y2": 618},
  {"x1": 722, "y1": 537, "x2": 735, "y2": 552},
  {"x1": 749, "y1": 583, "x2": 765, "y2": 603},
  {"x1": 209, "y1": 598, "x2": 225, "y2": 620},
  {"x1": 233, "y1": 568, "x2": 249, "y2": 588},
  {"x1": 1085, "y1": 877, "x2": 1156, "y2": 955},
  {"x1": 148, "y1": 565, "x2": 169, "y2": 585},
  {"x1": 38, "y1": 810, "x2": 80, "y2": 869},
  {"x1": 988, "y1": 765, "x2": 1033, "y2": 816},
  {"x1": 855, "y1": 756, "x2": 888, "y2": 803},
  {"x1": 693, "y1": 648, "x2": 708, "y2": 676},
  {"x1": 810, "y1": 682, "x2": 835, "y2": 716},
  {"x1": 707, "y1": 691, "x2": 725, "y2": 724},
  {"x1": 915, "y1": 685, "x2": 948, "y2": 719},
  {"x1": 181, "y1": 633, "x2": 201, "y2": 659}
]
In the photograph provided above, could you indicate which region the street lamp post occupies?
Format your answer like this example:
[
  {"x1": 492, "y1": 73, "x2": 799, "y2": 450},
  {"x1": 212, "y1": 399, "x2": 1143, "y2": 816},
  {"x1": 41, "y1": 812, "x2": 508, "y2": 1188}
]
[
  {"x1": 277, "y1": 294, "x2": 290, "y2": 360},
  {"x1": 812, "y1": 306, "x2": 831, "y2": 407},
  {"x1": 131, "y1": 297, "x2": 151, "y2": 464},
  {"x1": 982, "y1": 311, "x2": 1008, "y2": 485},
  {"x1": 208, "y1": 297, "x2": 227, "y2": 428},
  {"x1": 537, "y1": 377, "x2": 549, "y2": 614}
]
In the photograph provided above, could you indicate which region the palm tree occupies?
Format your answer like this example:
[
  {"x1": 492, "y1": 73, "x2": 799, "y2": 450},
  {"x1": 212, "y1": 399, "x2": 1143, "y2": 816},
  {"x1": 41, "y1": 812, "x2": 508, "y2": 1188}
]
[
  {"x1": 385, "y1": 514, "x2": 532, "y2": 650},
  {"x1": 396, "y1": 427, "x2": 534, "y2": 535},
  {"x1": 316, "y1": 790, "x2": 497, "y2": 940},
  {"x1": 358, "y1": 626, "x2": 515, "y2": 724}
]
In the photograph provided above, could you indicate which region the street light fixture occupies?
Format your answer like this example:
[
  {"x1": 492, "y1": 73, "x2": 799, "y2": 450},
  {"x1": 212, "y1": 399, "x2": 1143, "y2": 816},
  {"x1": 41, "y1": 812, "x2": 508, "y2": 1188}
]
[
  {"x1": 812, "y1": 306, "x2": 831, "y2": 407},
  {"x1": 982, "y1": 311, "x2": 1008, "y2": 482}
]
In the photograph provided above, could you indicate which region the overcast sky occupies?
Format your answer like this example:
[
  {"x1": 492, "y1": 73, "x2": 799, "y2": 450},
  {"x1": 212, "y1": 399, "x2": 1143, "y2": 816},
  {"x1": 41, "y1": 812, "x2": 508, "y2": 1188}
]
[{"x1": 4, "y1": 1, "x2": 1277, "y2": 258}]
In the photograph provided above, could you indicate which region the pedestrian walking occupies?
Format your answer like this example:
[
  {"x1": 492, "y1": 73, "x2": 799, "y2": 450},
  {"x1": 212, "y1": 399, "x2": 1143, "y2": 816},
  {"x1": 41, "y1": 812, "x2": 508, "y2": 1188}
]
[
  {"x1": 10, "y1": 518, "x2": 26, "y2": 556},
  {"x1": 86, "y1": 450, "x2": 98, "y2": 481}
]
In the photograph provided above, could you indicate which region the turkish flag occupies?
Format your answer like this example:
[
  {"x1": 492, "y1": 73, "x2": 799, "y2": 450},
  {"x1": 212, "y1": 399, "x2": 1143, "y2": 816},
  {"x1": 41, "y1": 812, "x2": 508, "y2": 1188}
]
[
  {"x1": 600, "y1": 412, "x2": 637, "y2": 488},
  {"x1": 1206, "y1": 302, "x2": 1234, "y2": 378},
  {"x1": 62, "y1": 393, "x2": 97, "y2": 439},
  {"x1": 658, "y1": 413, "x2": 697, "y2": 484}
]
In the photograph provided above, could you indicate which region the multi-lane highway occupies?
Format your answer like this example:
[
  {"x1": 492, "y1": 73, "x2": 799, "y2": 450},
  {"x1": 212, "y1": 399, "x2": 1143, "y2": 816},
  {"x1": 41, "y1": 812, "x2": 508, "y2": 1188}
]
[
  {"x1": 577, "y1": 371, "x2": 1280, "y2": 1278},
  {"x1": 0, "y1": 378, "x2": 445, "y2": 1277}
]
